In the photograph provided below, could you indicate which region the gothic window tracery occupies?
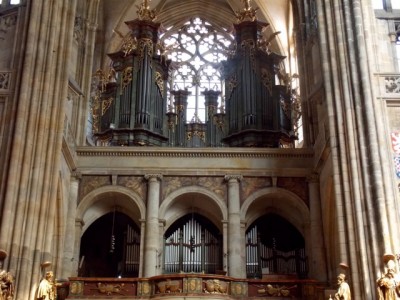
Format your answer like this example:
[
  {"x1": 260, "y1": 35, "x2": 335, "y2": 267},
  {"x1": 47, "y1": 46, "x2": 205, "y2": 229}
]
[{"x1": 160, "y1": 17, "x2": 234, "y2": 123}]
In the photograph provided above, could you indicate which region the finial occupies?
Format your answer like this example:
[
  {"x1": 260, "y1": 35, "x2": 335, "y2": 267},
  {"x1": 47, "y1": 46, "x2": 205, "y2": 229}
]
[
  {"x1": 235, "y1": 0, "x2": 258, "y2": 22},
  {"x1": 137, "y1": 0, "x2": 157, "y2": 21}
]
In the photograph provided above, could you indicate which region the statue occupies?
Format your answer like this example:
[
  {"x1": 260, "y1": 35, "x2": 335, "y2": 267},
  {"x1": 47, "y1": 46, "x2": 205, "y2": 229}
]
[
  {"x1": 377, "y1": 254, "x2": 400, "y2": 300},
  {"x1": 36, "y1": 271, "x2": 56, "y2": 300},
  {"x1": 0, "y1": 270, "x2": 14, "y2": 300},
  {"x1": 334, "y1": 273, "x2": 351, "y2": 300}
]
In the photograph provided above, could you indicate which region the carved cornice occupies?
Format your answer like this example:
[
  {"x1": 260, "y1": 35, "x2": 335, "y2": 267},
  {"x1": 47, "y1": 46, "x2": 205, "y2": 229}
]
[{"x1": 76, "y1": 147, "x2": 314, "y2": 159}]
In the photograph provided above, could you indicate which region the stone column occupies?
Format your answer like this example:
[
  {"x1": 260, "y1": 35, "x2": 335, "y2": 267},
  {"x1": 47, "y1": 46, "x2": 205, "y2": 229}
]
[
  {"x1": 73, "y1": 219, "x2": 84, "y2": 275},
  {"x1": 225, "y1": 174, "x2": 243, "y2": 278},
  {"x1": 143, "y1": 174, "x2": 162, "y2": 277},
  {"x1": 307, "y1": 173, "x2": 327, "y2": 281}
]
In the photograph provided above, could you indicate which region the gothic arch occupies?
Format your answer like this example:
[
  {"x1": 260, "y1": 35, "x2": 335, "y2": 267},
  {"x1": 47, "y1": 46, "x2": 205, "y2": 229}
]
[
  {"x1": 241, "y1": 186, "x2": 310, "y2": 237},
  {"x1": 77, "y1": 185, "x2": 145, "y2": 234},
  {"x1": 160, "y1": 185, "x2": 227, "y2": 232}
]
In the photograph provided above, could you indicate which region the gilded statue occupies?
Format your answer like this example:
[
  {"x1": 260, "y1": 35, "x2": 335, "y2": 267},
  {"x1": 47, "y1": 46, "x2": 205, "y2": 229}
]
[
  {"x1": 334, "y1": 273, "x2": 351, "y2": 300},
  {"x1": 377, "y1": 254, "x2": 400, "y2": 300},
  {"x1": 36, "y1": 271, "x2": 56, "y2": 300},
  {"x1": 0, "y1": 270, "x2": 14, "y2": 300}
]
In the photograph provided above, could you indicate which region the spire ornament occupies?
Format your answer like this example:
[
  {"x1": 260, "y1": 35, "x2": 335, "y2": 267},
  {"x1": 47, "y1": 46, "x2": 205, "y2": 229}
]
[
  {"x1": 235, "y1": 0, "x2": 258, "y2": 22},
  {"x1": 136, "y1": 0, "x2": 157, "y2": 21}
]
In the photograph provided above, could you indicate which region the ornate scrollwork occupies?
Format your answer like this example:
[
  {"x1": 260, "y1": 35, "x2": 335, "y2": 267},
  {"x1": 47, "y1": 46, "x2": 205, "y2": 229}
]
[
  {"x1": 257, "y1": 284, "x2": 296, "y2": 297},
  {"x1": 155, "y1": 72, "x2": 164, "y2": 94},
  {"x1": 261, "y1": 68, "x2": 273, "y2": 94},
  {"x1": 101, "y1": 97, "x2": 114, "y2": 116},
  {"x1": 122, "y1": 35, "x2": 138, "y2": 57},
  {"x1": 136, "y1": 0, "x2": 157, "y2": 21},
  {"x1": 97, "y1": 282, "x2": 125, "y2": 296},
  {"x1": 121, "y1": 67, "x2": 134, "y2": 90}
]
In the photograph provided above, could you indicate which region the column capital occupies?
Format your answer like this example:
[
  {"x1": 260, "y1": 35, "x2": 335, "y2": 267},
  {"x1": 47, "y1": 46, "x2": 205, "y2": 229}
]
[
  {"x1": 144, "y1": 174, "x2": 163, "y2": 181},
  {"x1": 75, "y1": 218, "x2": 84, "y2": 227},
  {"x1": 71, "y1": 171, "x2": 82, "y2": 180},
  {"x1": 224, "y1": 174, "x2": 243, "y2": 182},
  {"x1": 306, "y1": 173, "x2": 319, "y2": 183}
]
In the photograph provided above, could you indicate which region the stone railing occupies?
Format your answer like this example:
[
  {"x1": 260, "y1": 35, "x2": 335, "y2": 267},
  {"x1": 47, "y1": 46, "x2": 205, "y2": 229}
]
[{"x1": 65, "y1": 274, "x2": 326, "y2": 300}]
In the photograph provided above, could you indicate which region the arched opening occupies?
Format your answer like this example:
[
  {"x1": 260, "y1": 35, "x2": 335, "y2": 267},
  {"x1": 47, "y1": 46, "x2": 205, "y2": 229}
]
[
  {"x1": 163, "y1": 213, "x2": 223, "y2": 274},
  {"x1": 245, "y1": 213, "x2": 307, "y2": 278},
  {"x1": 79, "y1": 211, "x2": 140, "y2": 278}
]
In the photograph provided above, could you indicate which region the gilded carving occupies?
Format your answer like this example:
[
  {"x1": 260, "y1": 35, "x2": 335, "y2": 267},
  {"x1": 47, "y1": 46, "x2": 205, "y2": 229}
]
[
  {"x1": 69, "y1": 281, "x2": 83, "y2": 296},
  {"x1": 184, "y1": 278, "x2": 201, "y2": 293},
  {"x1": 101, "y1": 97, "x2": 114, "y2": 116},
  {"x1": 156, "y1": 280, "x2": 181, "y2": 293},
  {"x1": 121, "y1": 36, "x2": 138, "y2": 57},
  {"x1": 97, "y1": 282, "x2": 125, "y2": 296},
  {"x1": 231, "y1": 282, "x2": 247, "y2": 296},
  {"x1": 155, "y1": 72, "x2": 164, "y2": 94},
  {"x1": 79, "y1": 176, "x2": 112, "y2": 201},
  {"x1": 204, "y1": 279, "x2": 228, "y2": 294},
  {"x1": 121, "y1": 67, "x2": 134, "y2": 90},
  {"x1": 257, "y1": 284, "x2": 296, "y2": 297},
  {"x1": 138, "y1": 281, "x2": 151, "y2": 296},
  {"x1": 261, "y1": 68, "x2": 273, "y2": 94}
]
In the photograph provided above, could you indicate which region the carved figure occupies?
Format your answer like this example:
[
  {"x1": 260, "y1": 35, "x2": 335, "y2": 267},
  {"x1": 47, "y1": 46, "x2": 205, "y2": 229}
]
[
  {"x1": 257, "y1": 284, "x2": 293, "y2": 297},
  {"x1": 156, "y1": 280, "x2": 181, "y2": 293},
  {"x1": 204, "y1": 279, "x2": 228, "y2": 294},
  {"x1": 36, "y1": 271, "x2": 56, "y2": 300},
  {"x1": 0, "y1": 270, "x2": 14, "y2": 300},
  {"x1": 377, "y1": 254, "x2": 400, "y2": 300},
  {"x1": 97, "y1": 283, "x2": 124, "y2": 295},
  {"x1": 334, "y1": 273, "x2": 351, "y2": 300}
]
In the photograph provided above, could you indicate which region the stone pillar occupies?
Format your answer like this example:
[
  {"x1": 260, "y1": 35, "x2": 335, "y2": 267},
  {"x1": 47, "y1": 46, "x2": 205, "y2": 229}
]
[
  {"x1": 143, "y1": 174, "x2": 162, "y2": 277},
  {"x1": 61, "y1": 172, "x2": 81, "y2": 278},
  {"x1": 73, "y1": 219, "x2": 84, "y2": 276},
  {"x1": 307, "y1": 173, "x2": 327, "y2": 281},
  {"x1": 225, "y1": 174, "x2": 243, "y2": 278}
]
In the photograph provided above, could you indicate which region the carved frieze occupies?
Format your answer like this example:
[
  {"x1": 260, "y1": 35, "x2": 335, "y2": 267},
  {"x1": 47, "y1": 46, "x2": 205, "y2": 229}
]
[
  {"x1": 118, "y1": 176, "x2": 146, "y2": 199},
  {"x1": 230, "y1": 281, "x2": 248, "y2": 297},
  {"x1": 385, "y1": 76, "x2": 400, "y2": 94},
  {"x1": 204, "y1": 279, "x2": 228, "y2": 294},
  {"x1": 183, "y1": 278, "x2": 202, "y2": 293},
  {"x1": 79, "y1": 176, "x2": 112, "y2": 201},
  {"x1": 241, "y1": 177, "x2": 272, "y2": 202},
  {"x1": 162, "y1": 176, "x2": 225, "y2": 200},
  {"x1": 277, "y1": 177, "x2": 309, "y2": 206}
]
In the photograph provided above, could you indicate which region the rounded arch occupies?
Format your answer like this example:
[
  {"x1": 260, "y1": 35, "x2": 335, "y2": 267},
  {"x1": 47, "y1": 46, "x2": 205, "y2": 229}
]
[
  {"x1": 77, "y1": 185, "x2": 145, "y2": 234},
  {"x1": 160, "y1": 185, "x2": 227, "y2": 232},
  {"x1": 241, "y1": 187, "x2": 310, "y2": 237}
]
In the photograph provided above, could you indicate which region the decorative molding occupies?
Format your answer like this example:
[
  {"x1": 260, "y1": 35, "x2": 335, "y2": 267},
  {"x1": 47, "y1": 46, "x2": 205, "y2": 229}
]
[
  {"x1": 76, "y1": 147, "x2": 314, "y2": 159},
  {"x1": 385, "y1": 76, "x2": 400, "y2": 94},
  {"x1": 224, "y1": 174, "x2": 243, "y2": 182}
]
